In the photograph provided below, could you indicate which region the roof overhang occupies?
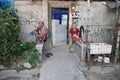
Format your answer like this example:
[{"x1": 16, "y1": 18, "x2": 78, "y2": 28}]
[{"x1": 105, "y1": 1, "x2": 120, "y2": 9}]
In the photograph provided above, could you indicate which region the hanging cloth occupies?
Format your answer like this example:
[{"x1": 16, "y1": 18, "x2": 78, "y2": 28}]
[{"x1": 79, "y1": 26, "x2": 84, "y2": 38}]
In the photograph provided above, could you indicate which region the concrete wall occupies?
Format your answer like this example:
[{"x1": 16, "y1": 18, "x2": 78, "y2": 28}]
[
  {"x1": 74, "y1": 1, "x2": 115, "y2": 43},
  {"x1": 14, "y1": 0, "x2": 48, "y2": 43},
  {"x1": 75, "y1": 1, "x2": 115, "y2": 28},
  {"x1": 14, "y1": 1, "x2": 115, "y2": 45},
  {"x1": 14, "y1": 1, "x2": 42, "y2": 43}
]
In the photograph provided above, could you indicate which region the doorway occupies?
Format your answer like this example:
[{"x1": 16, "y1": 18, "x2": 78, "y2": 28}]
[{"x1": 51, "y1": 8, "x2": 69, "y2": 47}]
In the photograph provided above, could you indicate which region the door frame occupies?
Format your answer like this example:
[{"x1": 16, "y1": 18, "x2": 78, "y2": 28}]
[{"x1": 49, "y1": 7, "x2": 70, "y2": 47}]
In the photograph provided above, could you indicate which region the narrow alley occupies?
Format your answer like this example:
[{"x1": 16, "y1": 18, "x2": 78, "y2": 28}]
[{"x1": 40, "y1": 46, "x2": 86, "y2": 80}]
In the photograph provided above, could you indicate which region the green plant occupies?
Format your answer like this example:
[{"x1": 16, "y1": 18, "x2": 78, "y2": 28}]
[
  {"x1": 22, "y1": 42, "x2": 36, "y2": 50},
  {"x1": 0, "y1": 7, "x2": 22, "y2": 67},
  {"x1": 23, "y1": 48, "x2": 40, "y2": 68},
  {"x1": 0, "y1": 7, "x2": 40, "y2": 68},
  {"x1": 21, "y1": 42, "x2": 40, "y2": 69}
]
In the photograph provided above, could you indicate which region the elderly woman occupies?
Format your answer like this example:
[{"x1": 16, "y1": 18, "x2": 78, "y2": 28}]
[
  {"x1": 69, "y1": 23, "x2": 81, "y2": 42},
  {"x1": 34, "y1": 21, "x2": 49, "y2": 59},
  {"x1": 34, "y1": 21, "x2": 48, "y2": 44},
  {"x1": 69, "y1": 23, "x2": 82, "y2": 52}
]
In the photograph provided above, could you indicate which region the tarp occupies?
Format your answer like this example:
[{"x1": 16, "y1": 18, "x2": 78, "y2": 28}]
[{"x1": 0, "y1": 0, "x2": 14, "y2": 8}]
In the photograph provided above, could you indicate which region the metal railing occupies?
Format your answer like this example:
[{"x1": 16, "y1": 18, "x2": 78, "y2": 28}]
[{"x1": 73, "y1": 27, "x2": 113, "y2": 64}]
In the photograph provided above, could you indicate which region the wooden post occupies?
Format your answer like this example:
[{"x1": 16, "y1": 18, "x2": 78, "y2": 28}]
[
  {"x1": 115, "y1": 0, "x2": 120, "y2": 62},
  {"x1": 111, "y1": 0, "x2": 119, "y2": 62},
  {"x1": 115, "y1": 23, "x2": 120, "y2": 62}
]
